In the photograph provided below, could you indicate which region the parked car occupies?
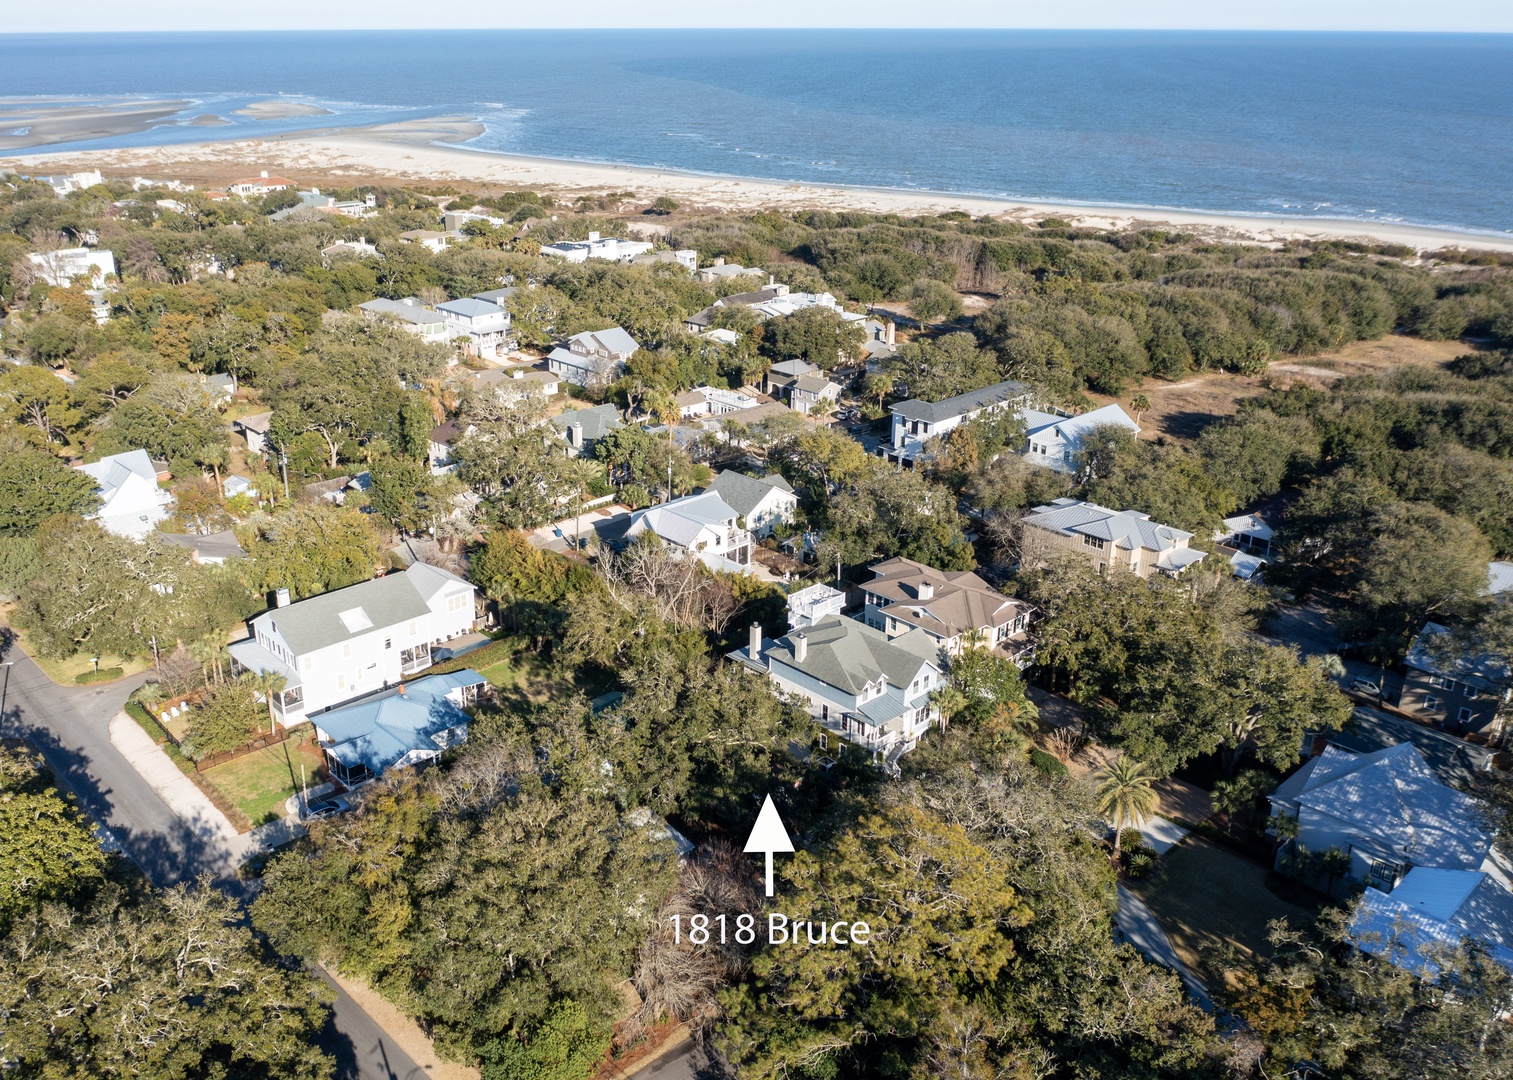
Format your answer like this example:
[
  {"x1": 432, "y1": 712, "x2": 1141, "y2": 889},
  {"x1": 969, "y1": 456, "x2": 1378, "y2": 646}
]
[
  {"x1": 1351, "y1": 678, "x2": 1382, "y2": 696},
  {"x1": 304, "y1": 795, "x2": 351, "y2": 820}
]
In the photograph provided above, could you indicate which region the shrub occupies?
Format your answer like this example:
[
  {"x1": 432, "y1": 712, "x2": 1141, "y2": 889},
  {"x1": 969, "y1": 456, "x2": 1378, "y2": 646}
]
[
  {"x1": 73, "y1": 666, "x2": 125, "y2": 685},
  {"x1": 1030, "y1": 748, "x2": 1070, "y2": 778}
]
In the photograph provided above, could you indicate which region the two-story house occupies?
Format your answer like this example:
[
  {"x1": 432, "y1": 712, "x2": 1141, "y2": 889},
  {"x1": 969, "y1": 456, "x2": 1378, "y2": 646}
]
[
  {"x1": 1020, "y1": 498, "x2": 1208, "y2": 578},
  {"x1": 358, "y1": 297, "x2": 450, "y2": 346},
  {"x1": 623, "y1": 490, "x2": 753, "y2": 573},
  {"x1": 1398, "y1": 622, "x2": 1511, "y2": 736},
  {"x1": 228, "y1": 563, "x2": 478, "y2": 727},
  {"x1": 74, "y1": 449, "x2": 173, "y2": 540},
  {"x1": 703, "y1": 470, "x2": 797, "y2": 539},
  {"x1": 28, "y1": 246, "x2": 116, "y2": 287},
  {"x1": 1269, "y1": 742, "x2": 1492, "y2": 893},
  {"x1": 860, "y1": 557, "x2": 1033, "y2": 661},
  {"x1": 435, "y1": 297, "x2": 510, "y2": 359},
  {"x1": 1020, "y1": 403, "x2": 1139, "y2": 473},
  {"x1": 547, "y1": 327, "x2": 639, "y2": 387},
  {"x1": 886, "y1": 380, "x2": 1031, "y2": 464},
  {"x1": 540, "y1": 232, "x2": 654, "y2": 264},
  {"x1": 730, "y1": 616, "x2": 942, "y2": 759},
  {"x1": 550, "y1": 403, "x2": 623, "y2": 458}
]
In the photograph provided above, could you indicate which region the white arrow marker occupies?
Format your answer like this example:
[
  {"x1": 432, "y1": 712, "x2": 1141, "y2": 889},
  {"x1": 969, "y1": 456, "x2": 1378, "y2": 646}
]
[{"x1": 743, "y1": 794, "x2": 795, "y2": 898}]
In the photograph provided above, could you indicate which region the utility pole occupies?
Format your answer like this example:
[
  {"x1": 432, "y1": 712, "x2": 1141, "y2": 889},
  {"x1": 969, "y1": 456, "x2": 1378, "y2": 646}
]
[
  {"x1": 279, "y1": 446, "x2": 290, "y2": 501},
  {"x1": 1, "y1": 661, "x2": 14, "y2": 724}
]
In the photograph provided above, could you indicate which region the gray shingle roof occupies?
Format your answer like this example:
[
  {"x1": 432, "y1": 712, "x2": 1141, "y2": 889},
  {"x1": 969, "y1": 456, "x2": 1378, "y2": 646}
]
[
  {"x1": 764, "y1": 615, "x2": 938, "y2": 696},
  {"x1": 550, "y1": 403, "x2": 622, "y2": 442},
  {"x1": 704, "y1": 470, "x2": 794, "y2": 518},
  {"x1": 1023, "y1": 498, "x2": 1195, "y2": 553},
  {"x1": 254, "y1": 564, "x2": 468, "y2": 655},
  {"x1": 891, "y1": 379, "x2": 1030, "y2": 423},
  {"x1": 161, "y1": 530, "x2": 247, "y2": 562}
]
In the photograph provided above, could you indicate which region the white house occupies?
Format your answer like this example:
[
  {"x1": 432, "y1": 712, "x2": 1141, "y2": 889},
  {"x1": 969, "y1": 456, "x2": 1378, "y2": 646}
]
[
  {"x1": 674, "y1": 385, "x2": 761, "y2": 418},
  {"x1": 227, "y1": 171, "x2": 293, "y2": 197},
  {"x1": 321, "y1": 237, "x2": 380, "y2": 262},
  {"x1": 435, "y1": 297, "x2": 511, "y2": 359},
  {"x1": 624, "y1": 490, "x2": 753, "y2": 573},
  {"x1": 28, "y1": 247, "x2": 117, "y2": 288},
  {"x1": 540, "y1": 231, "x2": 654, "y2": 264},
  {"x1": 703, "y1": 470, "x2": 797, "y2": 539},
  {"x1": 227, "y1": 562, "x2": 478, "y2": 727},
  {"x1": 1019, "y1": 403, "x2": 1140, "y2": 473},
  {"x1": 730, "y1": 615, "x2": 942, "y2": 760},
  {"x1": 74, "y1": 449, "x2": 173, "y2": 540},
  {"x1": 1349, "y1": 867, "x2": 1513, "y2": 976},
  {"x1": 398, "y1": 229, "x2": 459, "y2": 254},
  {"x1": 36, "y1": 170, "x2": 104, "y2": 196},
  {"x1": 886, "y1": 380, "x2": 1032, "y2": 464},
  {"x1": 1268, "y1": 742, "x2": 1492, "y2": 892},
  {"x1": 358, "y1": 298, "x2": 450, "y2": 346},
  {"x1": 547, "y1": 327, "x2": 639, "y2": 387}
]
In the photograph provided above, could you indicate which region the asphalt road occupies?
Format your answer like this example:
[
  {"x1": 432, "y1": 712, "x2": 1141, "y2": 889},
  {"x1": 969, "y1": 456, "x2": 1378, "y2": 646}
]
[
  {"x1": 0, "y1": 646, "x2": 426, "y2": 1080},
  {"x1": 625, "y1": 1039, "x2": 731, "y2": 1080}
]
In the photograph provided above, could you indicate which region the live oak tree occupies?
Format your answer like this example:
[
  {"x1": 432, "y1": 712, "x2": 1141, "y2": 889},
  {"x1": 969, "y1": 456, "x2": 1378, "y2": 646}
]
[
  {"x1": 243, "y1": 501, "x2": 385, "y2": 600},
  {"x1": 759, "y1": 306, "x2": 864, "y2": 370},
  {"x1": 884, "y1": 331, "x2": 1000, "y2": 402},
  {"x1": 0, "y1": 364, "x2": 82, "y2": 445},
  {"x1": 0, "y1": 746, "x2": 106, "y2": 933},
  {"x1": 2, "y1": 884, "x2": 336, "y2": 1080},
  {"x1": 253, "y1": 754, "x2": 677, "y2": 1065},
  {"x1": 0, "y1": 436, "x2": 100, "y2": 534},
  {"x1": 816, "y1": 467, "x2": 976, "y2": 571}
]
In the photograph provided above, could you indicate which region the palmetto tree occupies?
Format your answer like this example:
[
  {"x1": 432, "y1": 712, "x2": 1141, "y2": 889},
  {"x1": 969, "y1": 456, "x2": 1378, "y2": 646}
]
[
  {"x1": 1096, "y1": 756, "x2": 1160, "y2": 861},
  {"x1": 251, "y1": 670, "x2": 288, "y2": 735}
]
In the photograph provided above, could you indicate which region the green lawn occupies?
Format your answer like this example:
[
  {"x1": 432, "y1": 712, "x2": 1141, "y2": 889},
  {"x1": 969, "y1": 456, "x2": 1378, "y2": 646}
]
[
  {"x1": 201, "y1": 732, "x2": 325, "y2": 827},
  {"x1": 1130, "y1": 836, "x2": 1315, "y2": 991}
]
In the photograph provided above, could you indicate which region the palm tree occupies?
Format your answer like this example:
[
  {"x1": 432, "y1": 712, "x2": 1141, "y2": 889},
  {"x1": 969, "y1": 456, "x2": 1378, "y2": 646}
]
[
  {"x1": 188, "y1": 638, "x2": 220, "y2": 688},
  {"x1": 251, "y1": 670, "x2": 288, "y2": 736},
  {"x1": 565, "y1": 457, "x2": 603, "y2": 554},
  {"x1": 929, "y1": 685, "x2": 968, "y2": 733},
  {"x1": 1096, "y1": 756, "x2": 1160, "y2": 861},
  {"x1": 1129, "y1": 394, "x2": 1151, "y2": 425}
]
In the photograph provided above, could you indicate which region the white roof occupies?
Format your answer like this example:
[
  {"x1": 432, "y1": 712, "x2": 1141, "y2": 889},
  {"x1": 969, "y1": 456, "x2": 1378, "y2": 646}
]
[
  {"x1": 1022, "y1": 403, "x2": 1140, "y2": 443},
  {"x1": 628, "y1": 491, "x2": 740, "y2": 549},
  {"x1": 1219, "y1": 512, "x2": 1275, "y2": 542}
]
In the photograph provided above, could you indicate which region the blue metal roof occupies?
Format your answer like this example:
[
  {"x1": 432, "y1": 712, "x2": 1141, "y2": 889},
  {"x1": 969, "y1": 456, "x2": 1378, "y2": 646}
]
[{"x1": 317, "y1": 669, "x2": 485, "y2": 776}]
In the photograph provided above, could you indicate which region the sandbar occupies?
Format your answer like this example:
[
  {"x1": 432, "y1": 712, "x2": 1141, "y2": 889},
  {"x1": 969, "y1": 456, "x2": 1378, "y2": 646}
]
[
  {"x1": 0, "y1": 99, "x2": 188, "y2": 153},
  {"x1": 233, "y1": 100, "x2": 334, "y2": 120},
  {"x1": 4, "y1": 117, "x2": 1511, "y2": 254}
]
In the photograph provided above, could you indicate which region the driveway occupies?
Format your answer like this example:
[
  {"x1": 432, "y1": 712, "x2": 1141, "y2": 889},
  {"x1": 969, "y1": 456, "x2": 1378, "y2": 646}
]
[
  {"x1": 0, "y1": 646, "x2": 425, "y2": 1080},
  {"x1": 1115, "y1": 884, "x2": 1214, "y2": 1013}
]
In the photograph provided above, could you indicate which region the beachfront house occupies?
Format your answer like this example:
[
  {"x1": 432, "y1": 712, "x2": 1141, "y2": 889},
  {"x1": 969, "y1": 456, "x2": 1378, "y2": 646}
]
[
  {"x1": 227, "y1": 171, "x2": 292, "y2": 197},
  {"x1": 28, "y1": 246, "x2": 116, "y2": 287},
  {"x1": 547, "y1": 327, "x2": 639, "y2": 387},
  {"x1": 74, "y1": 449, "x2": 173, "y2": 540},
  {"x1": 540, "y1": 231, "x2": 654, "y2": 264},
  {"x1": 1020, "y1": 498, "x2": 1208, "y2": 578},
  {"x1": 313, "y1": 669, "x2": 487, "y2": 788},
  {"x1": 886, "y1": 380, "x2": 1032, "y2": 465},
  {"x1": 228, "y1": 562, "x2": 478, "y2": 727},
  {"x1": 729, "y1": 616, "x2": 942, "y2": 761}
]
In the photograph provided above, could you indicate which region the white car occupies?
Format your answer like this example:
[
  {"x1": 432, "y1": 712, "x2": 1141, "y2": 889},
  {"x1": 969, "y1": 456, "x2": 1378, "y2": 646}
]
[{"x1": 1351, "y1": 678, "x2": 1381, "y2": 696}]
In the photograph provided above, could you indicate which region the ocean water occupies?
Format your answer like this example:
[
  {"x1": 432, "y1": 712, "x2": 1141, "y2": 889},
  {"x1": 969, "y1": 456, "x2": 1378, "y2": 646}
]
[{"x1": 2, "y1": 30, "x2": 1511, "y2": 235}]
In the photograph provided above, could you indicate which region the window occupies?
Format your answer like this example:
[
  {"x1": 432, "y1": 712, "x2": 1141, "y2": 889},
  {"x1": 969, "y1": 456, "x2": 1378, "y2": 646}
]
[
  {"x1": 408, "y1": 621, "x2": 418, "y2": 636},
  {"x1": 1458, "y1": 707, "x2": 1473, "y2": 723},
  {"x1": 336, "y1": 674, "x2": 346, "y2": 691},
  {"x1": 1369, "y1": 860, "x2": 1402, "y2": 887},
  {"x1": 1443, "y1": 678, "x2": 1458, "y2": 695},
  {"x1": 821, "y1": 704, "x2": 829, "y2": 721},
  {"x1": 447, "y1": 593, "x2": 468, "y2": 613},
  {"x1": 385, "y1": 638, "x2": 392, "y2": 650},
  {"x1": 1082, "y1": 535, "x2": 1107, "y2": 550},
  {"x1": 302, "y1": 656, "x2": 314, "y2": 672},
  {"x1": 1424, "y1": 695, "x2": 1441, "y2": 711},
  {"x1": 342, "y1": 643, "x2": 351, "y2": 658},
  {"x1": 818, "y1": 733, "x2": 828, "y2": 750}
]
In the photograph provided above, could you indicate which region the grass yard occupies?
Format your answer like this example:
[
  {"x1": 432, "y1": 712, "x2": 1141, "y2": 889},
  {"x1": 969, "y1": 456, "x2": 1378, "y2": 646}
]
[
  {"x1": 1130, "y1": 836, "x2": 1315, "y2": 991},
  {"x1": 471, "y1": 639, "x2": 580, "y2": 704},
  {"x1": 1, "y1": 615, "x2": 152, "y2": 686},
  {"x1": 201, "y1": 730, "x2": 326, "y2": 827}
]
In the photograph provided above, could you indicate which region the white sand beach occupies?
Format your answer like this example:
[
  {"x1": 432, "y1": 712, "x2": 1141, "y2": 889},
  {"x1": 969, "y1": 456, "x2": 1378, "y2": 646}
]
[{"x1": 6, "y1": 116, "x2": 1512, "y2": 253}]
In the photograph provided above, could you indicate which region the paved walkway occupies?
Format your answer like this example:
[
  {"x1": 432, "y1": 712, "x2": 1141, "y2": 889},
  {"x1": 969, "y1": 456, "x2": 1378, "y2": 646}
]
[
  {"x1": 1140, "y1": 816, "x2": 1190, "y2": 855},
  {"x1": 108, "y1": 712, "x2": 239, "y2": 845},
  {"x1": 1115, "y1": 884, "x2": 1214, "y2": 1012}
]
